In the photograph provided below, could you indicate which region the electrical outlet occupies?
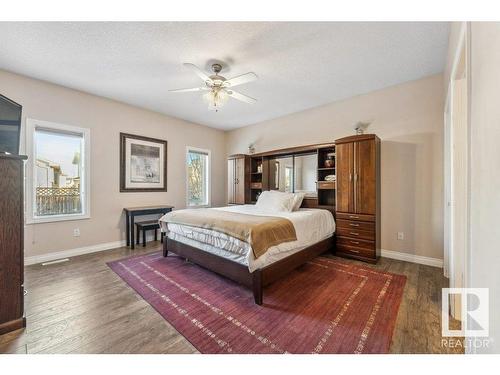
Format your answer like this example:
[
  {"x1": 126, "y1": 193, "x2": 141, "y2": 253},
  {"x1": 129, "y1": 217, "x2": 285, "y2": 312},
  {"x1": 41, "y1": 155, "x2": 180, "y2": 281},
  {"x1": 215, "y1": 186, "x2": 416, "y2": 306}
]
[
  {"x1": 397, "y1": 232, "x2": 404, "y2": 240},
  {"x1": 73, "y1": 228, "x2": 80, "y2": 237}
]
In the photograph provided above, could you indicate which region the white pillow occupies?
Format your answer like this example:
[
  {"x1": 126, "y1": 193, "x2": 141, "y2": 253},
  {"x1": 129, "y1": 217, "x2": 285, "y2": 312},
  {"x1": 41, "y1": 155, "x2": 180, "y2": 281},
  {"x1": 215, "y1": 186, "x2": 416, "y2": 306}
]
[
  {"x1": 268, "y1": 190, "x2": 305, "y2": 211},
  {"x1": 291, "y1": 192, "x2": 306, "y2": 211},
  {"x1": 269, "y1": 191, "x2": 297, "y2": 211},
  {"x1": 255, "y1": 190, "x2": 294, "y2": 212}
]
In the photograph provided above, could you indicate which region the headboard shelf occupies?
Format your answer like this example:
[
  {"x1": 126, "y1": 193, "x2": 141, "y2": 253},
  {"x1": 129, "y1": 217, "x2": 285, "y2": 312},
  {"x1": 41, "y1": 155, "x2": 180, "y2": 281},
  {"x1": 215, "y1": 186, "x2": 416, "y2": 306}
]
[{"x1": 251, "y1": 142, "x2": 335, "y2": 158}]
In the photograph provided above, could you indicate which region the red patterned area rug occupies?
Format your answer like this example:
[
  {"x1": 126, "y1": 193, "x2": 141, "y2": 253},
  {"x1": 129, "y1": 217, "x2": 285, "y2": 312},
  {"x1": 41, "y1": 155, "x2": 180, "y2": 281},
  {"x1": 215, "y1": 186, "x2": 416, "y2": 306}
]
[{"x1": 108, "y1": 252, "x2": 406, "y2": 354}]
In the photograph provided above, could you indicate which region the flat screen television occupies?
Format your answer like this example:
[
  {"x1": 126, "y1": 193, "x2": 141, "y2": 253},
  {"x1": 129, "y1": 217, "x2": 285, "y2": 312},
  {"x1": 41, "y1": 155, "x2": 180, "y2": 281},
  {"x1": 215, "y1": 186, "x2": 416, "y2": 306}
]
[{"x1": 0, "y1": 94, "x2": 22, "y2": 155}]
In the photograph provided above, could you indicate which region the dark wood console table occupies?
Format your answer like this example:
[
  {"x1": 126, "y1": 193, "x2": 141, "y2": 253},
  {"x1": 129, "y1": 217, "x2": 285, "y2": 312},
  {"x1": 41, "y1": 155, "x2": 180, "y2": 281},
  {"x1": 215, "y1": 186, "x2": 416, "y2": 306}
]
[{"x1": 123, "y1": 205, "x2": 174, "y2": 249}]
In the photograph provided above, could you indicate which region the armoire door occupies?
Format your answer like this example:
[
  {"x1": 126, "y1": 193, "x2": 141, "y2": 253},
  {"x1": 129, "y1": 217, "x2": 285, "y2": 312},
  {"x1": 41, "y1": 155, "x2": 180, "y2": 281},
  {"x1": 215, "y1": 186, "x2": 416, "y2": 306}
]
[
  {"x1": 355, "y1": 139, "x2": 376, "y2": 215},
  {"x1": 234, "y1": 157, "x2": 246, "y2": 204},
  {"x1": 227, "y1": 159, "x2": 235, "y2": 204},
  {"x1": 336, "y1": 142, "x2": 354, "y2": 213}
]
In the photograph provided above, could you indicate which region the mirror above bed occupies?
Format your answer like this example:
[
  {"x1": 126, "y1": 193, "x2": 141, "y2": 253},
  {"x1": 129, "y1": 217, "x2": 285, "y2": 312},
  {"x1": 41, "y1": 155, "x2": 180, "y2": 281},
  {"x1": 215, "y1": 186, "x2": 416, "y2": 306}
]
[
  {"x1": 268, "y1": 154, "x2": 317, "y2": 197},
  {"x1": 293, "y1": 153, "x2": 317, "y2": 197},
  {"x1": 231, "y1": 142, "x2": 336, "y2": 212},
  {"x1": 269, "y1": 156, "x2": 293, "y2": 193}
]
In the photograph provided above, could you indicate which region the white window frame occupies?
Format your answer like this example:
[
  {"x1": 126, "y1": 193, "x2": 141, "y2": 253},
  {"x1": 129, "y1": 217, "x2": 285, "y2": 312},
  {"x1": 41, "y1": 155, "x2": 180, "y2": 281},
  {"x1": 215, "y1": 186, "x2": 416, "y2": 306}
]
[
  {"x1": 185, "y1": 146, "x2": 211, "y2": 208},
  {"x1": 25, "y1": 118, "x2": 91, "y2": 224}
]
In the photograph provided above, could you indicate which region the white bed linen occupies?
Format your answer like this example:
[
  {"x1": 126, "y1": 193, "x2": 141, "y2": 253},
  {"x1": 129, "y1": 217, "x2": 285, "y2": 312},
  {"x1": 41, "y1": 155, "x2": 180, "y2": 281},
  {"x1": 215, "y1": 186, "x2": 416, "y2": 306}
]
[{"x1": 159, "y1": 205, "x2": 335, "y2": 272}]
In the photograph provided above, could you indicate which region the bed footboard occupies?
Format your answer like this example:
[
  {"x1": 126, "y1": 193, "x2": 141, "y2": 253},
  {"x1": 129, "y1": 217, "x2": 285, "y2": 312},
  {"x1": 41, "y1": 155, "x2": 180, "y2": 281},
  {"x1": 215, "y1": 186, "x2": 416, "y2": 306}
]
[
  {"x1": 162, "y1": 236, "x2": 334, "y2": 305},
  {"x1": 163, "y1": 237, "x2": 262, "y2": 302}
]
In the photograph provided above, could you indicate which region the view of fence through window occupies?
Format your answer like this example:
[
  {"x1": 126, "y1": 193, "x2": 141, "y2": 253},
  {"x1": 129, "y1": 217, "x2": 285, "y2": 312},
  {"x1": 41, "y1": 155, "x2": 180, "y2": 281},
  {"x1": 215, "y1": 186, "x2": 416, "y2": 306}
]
[
  {"x1": 187, "y1": 149, "x2": 208, "y2": 206},
  {"x1": 35, "y1": 129, "x2": 83, "y2": 216}
]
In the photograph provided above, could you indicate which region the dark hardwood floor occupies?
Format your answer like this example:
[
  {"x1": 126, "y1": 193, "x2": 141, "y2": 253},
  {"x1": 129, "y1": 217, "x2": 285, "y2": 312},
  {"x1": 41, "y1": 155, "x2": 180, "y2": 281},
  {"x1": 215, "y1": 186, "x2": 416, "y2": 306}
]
[{"x1": 0, "y1": 242, "x2": 462, "y2": 354}]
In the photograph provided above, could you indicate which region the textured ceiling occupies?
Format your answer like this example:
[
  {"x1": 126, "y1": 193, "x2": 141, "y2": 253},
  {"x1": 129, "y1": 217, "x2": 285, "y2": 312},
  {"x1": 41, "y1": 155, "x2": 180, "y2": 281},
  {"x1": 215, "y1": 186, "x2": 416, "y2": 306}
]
[{"x1": 0, "y1": 22, "x2": 449, "y2": 130}]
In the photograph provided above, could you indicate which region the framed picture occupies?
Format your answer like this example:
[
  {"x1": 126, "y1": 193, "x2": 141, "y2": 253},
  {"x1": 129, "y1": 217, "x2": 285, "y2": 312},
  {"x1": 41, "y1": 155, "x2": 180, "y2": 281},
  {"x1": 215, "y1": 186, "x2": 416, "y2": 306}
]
[{"x1": 120, "y1": 133, "x2": 167, "y2": 192}]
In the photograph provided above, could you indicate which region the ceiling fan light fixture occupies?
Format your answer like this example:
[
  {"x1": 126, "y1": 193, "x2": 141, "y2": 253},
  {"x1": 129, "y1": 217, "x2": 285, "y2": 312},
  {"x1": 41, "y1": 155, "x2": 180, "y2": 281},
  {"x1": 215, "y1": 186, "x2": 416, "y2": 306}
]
[
  {"x1": 172, "y1": 62, "x2": 258, "y2": 111},
  {"x1": 203, "y1": 88, "x2": 229, "y2": 111}
]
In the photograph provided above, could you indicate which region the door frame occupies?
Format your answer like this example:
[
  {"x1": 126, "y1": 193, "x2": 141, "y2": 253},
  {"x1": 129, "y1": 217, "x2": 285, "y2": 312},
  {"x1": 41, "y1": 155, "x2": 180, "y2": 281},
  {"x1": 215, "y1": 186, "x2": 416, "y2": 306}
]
[{"x1": 443, "y1": 22, "x2": 471, "y2": 318}]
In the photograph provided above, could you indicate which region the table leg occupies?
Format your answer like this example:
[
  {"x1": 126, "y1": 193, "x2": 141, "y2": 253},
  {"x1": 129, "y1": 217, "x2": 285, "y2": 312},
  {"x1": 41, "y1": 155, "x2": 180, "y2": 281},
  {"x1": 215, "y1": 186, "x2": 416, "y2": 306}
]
[
  {"x1": 130, "y1": 215, "x2": 135, "y2": 250},
  {"x1": 126, "y1": 214, "x2": 130, "y2": 246}
]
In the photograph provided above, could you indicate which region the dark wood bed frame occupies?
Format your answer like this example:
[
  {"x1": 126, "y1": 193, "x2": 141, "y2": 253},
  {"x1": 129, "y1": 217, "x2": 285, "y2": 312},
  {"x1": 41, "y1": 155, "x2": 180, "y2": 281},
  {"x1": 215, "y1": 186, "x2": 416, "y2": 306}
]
[
  {"x1": 163, "y1": 236, "x2": 335, "y2": 305},
  {"x1": 162, "y1": 142, "x2": 338, "y2": 305}
]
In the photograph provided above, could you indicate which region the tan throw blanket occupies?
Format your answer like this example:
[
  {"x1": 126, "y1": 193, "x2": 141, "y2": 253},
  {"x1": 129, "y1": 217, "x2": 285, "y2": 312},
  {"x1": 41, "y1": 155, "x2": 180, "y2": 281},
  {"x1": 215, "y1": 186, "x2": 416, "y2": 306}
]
[{"x1": 162, "y1": 208, "x2": 297, "y2": 259}]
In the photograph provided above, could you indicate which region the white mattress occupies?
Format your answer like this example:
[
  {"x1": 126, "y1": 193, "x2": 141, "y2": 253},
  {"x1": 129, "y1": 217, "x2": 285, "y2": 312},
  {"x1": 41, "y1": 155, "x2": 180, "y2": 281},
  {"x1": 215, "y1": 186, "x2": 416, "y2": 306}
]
[{"x1": 159, "y1": 205, "x2": 335, "y2": 272}]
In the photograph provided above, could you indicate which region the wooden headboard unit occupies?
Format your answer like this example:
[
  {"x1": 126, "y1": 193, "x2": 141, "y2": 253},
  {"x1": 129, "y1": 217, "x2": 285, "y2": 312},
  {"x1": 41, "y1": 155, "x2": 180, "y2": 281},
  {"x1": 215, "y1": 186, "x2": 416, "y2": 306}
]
[{"x1": 245, "y1": 142, "x2": 336, "y2": 214}]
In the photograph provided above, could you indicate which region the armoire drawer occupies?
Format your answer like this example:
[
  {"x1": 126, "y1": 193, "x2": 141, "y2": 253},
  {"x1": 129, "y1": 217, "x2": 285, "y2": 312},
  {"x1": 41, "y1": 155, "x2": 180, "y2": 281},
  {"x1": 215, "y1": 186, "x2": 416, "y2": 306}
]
[
  {"x1": 336, "y1": 227, "x2": 375, "y2": 241},
  {"x1": 336, "y1": 244, "x2": 376, "y2": 259},
  {"x1": 336, "y1": 219, "x2": 375, "y2": 232},
  {"x1": 336, "y1": 212, "x2": 375, "y2": 222},
  {"x1": 337, "y1": 236, "x2": 375, "y2": 251}
]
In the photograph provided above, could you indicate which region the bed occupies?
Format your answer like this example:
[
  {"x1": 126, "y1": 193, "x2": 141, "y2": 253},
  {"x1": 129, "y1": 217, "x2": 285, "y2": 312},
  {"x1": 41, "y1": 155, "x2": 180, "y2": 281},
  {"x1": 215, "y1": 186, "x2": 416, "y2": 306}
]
[{"x1": 159, "y1": 203, "x2": 335, "y2": 305}]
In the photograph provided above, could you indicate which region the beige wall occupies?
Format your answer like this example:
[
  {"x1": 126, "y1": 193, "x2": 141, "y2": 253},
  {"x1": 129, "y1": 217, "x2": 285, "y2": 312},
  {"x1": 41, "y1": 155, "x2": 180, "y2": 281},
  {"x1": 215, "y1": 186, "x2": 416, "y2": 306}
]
[
  {"x1": 0, "y1": 70, "x2": 226, "y2": 259},
  {"x1": 0, "y1": 69, "x2": 445, "y2": 262},
  {"x1": 226, "y1": 74, "x2": 445, "y2": 260},
  {"x1": 469, "y1": 22, "x2": 500, "y2": 353}
]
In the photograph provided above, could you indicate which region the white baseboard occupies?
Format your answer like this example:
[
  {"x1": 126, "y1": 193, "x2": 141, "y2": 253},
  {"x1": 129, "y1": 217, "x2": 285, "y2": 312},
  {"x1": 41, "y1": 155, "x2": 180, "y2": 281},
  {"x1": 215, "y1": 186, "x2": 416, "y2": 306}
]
[
  {"x1": 25, "y1": 240, "x2": 126, "y2": 266},
  {"x1": 25, "y1": 231, "x2": 163, "y2": 266},
  {"x1": 381, "y1": 249, "x2": 443, "y2": 268},
  {"x1": 25, "y1": 241, "x2": 443, "y2": 269}
]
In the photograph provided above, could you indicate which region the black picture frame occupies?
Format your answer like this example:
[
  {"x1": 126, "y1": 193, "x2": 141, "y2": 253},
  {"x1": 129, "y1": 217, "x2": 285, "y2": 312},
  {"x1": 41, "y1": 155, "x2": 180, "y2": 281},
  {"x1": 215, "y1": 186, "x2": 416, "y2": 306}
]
[{"x1": 120, "y1": 132, "x2": 168, "y2": 192}]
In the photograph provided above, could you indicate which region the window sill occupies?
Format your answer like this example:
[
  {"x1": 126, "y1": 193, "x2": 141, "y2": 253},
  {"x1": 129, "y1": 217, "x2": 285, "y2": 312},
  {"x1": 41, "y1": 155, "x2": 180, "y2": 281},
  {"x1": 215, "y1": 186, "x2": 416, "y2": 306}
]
[{"x1": 26, "y1": 213, "x2": 91, "y2": 225}]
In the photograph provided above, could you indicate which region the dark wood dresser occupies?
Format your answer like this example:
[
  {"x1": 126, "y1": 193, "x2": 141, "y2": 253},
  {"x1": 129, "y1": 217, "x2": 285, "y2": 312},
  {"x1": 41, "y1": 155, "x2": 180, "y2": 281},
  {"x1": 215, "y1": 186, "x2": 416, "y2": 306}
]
[
  {"x1": 335, "y1": 134, "x2": 381, "y2": 263},
  {"x1": 0, "y1": 154, "x2": 27, "y2": 335}
]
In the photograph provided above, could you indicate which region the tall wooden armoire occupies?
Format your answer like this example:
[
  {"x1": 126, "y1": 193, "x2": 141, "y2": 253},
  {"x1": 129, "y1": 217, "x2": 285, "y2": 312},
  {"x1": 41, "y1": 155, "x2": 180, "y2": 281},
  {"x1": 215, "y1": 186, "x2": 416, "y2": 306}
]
[
  {"x1": 0, "y1": 154, "x2": 27, "y2": 334},
  {"x1": 227, "y1": 154, "x2": 250, "y2": 205},
  {"x1": 335, "y1": 134, "x2": 381, "y2": 263}
]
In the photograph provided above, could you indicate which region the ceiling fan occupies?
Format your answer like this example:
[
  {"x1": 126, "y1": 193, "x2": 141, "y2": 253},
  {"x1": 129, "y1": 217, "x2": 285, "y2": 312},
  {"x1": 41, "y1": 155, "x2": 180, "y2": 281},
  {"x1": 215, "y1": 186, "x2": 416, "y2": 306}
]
[{"x1": 170, "y1": 63, "x2": 258, "y2": 112}]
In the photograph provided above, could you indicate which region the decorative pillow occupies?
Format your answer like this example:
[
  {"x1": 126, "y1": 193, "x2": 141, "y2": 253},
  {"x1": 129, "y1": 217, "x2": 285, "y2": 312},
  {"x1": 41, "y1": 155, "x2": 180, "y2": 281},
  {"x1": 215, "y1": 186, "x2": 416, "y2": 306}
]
[
  {"x1": 269, "y1": 190, "x2": 297, "y2": 212},
  {"x1": 291, "y1": 192, "x2": 306, "y2": 211},
  {"x1": 255, "y1": 190, "x2": 295, "y2": 212},
  {"x1": 265, "y1": 190, "x2": 306, "y2": 211}
]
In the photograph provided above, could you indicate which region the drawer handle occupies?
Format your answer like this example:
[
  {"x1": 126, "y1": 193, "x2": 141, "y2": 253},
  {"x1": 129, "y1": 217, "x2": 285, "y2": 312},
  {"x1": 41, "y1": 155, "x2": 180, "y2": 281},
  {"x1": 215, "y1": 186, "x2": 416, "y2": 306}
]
[
  {"x1": 350, "y1": 241, "x2": 360, "y2": 245},
  {"x1": 350, "y1": 249, "x2": 360, "y2": 253},
  {"x1": 349, "y1": 215, "x2": 359, "y2": 219},
  {"x1": 350, "y1": 232, "x2": 359, "y2": 236},
  {"x1": 349, "y1": 223, "x2": 360, "y2": 227}
]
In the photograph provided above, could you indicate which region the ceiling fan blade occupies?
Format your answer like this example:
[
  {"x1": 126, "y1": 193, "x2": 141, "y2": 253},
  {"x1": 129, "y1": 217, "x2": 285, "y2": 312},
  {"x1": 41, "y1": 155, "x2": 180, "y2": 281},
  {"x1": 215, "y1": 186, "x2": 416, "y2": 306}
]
[
  {"x1": 227, "y1": 90, "x2": 257, "y2": 104},
  {"x1": 183, "y1": 63, "x2": 212, "y2": 82},
  {"x1": 169, "y1": 87, "x2": 208, "y2": 93},
  {"x1": 224, "y1": 72, "x2": 258, "y2": 87}
]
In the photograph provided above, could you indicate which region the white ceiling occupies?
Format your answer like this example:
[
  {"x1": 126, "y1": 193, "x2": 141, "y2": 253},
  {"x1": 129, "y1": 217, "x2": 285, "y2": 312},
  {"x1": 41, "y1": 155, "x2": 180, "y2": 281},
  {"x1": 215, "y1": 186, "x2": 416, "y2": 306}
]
[{"x1": 0, "y1": 22, "x2": 449, "y2": 130}]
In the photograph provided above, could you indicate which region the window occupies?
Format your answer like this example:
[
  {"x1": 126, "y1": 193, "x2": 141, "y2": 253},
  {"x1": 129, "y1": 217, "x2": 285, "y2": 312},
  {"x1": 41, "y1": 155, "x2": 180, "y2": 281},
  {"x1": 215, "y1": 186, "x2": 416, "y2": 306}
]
[
  {"x1": 186, "y1": 147, "x2": 210, "y2": 207},
  {"x1": 26, "y1": 119, "x2": 90, "y2": 223}
]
